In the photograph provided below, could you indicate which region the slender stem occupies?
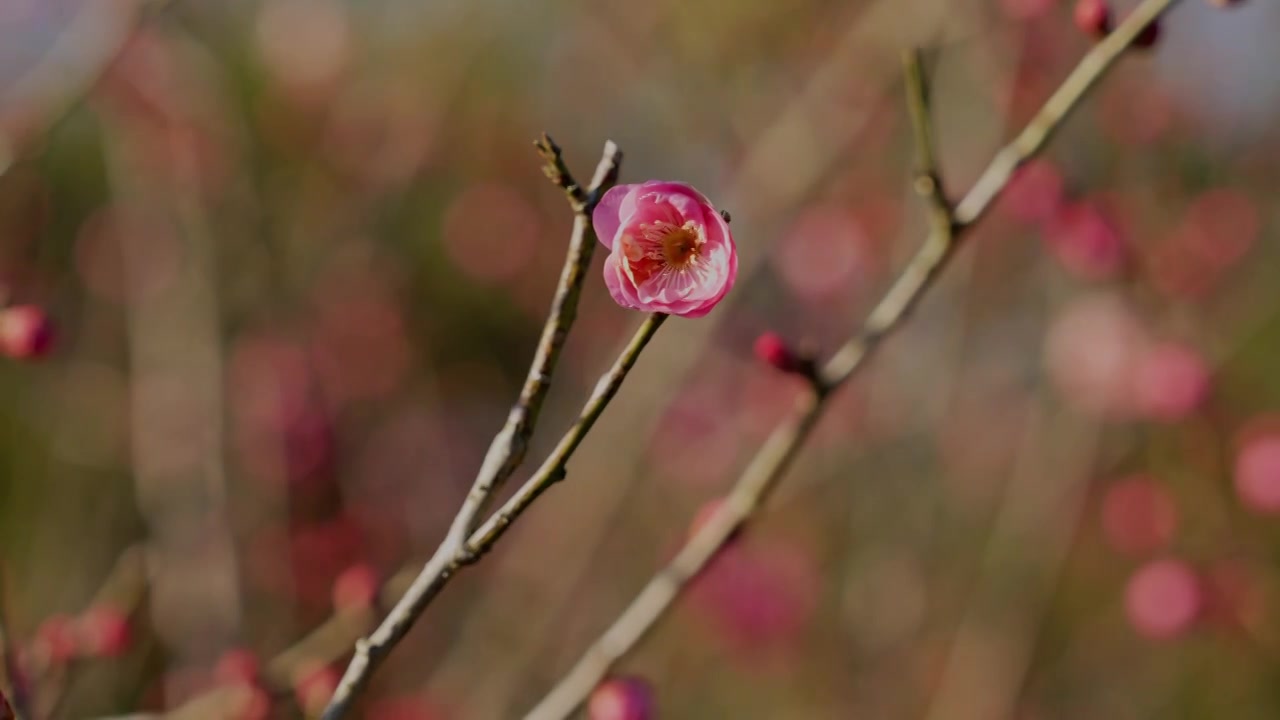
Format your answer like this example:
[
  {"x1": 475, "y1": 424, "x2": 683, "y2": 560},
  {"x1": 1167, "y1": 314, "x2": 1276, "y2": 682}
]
[
  {"x1": 465, "y1": 313, "x2": 668, "y2": 556},
  {"x1": 902, "y1": 49, "x2": 952, "y2": 244},
  {"x1": 320, "y1": 312, "x2": 665, "y2": 719},
  {"x1": 443, "y1": 136, "x2": 621, "y2": 556},
  {"x1": 523, "y1": 1, "x2": 1180, "y2": 716}
]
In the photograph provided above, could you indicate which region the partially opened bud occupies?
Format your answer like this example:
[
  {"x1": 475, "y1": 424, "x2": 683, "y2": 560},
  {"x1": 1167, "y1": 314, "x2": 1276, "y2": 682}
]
[
  {"x1": 1133, "y1": 18, "x2": 1161, "y2": 49},
  {"x1": 0, "y1": 305, "x2": 54, "y2": 360},
  {"x1": 1074, "y1": 0, "x2": 1113, "y2": 38},
  {"x1": 588, "y1": 677, "x2": 653, "y2": 720},
  {"x1": 753, "y1": 332, "x2": 813, "y2": 378}
]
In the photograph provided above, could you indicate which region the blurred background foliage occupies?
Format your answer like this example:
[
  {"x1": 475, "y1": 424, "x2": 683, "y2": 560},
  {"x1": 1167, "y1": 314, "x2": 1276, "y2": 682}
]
[{"x1": 1, "y1": 0, "x2": 1279, "y2": 717}]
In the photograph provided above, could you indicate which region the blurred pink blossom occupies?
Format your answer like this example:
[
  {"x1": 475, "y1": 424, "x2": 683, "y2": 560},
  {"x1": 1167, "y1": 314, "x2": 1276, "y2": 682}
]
[
  {"x1": 773, "y1": 205, "x2": 876, "y2": 302},
  {"x1": 34, "y1": 614, "x2": 77, "y2": 664},
  {"x1": 332, "y1": 563, "x2": 380, "y2": 613},
  {"x1": 1179, "y1": 188, "x2": 1259, "y2": 269},
  {"x1": 443, "y1": 183, "x2": 541, "y2": 286},
  {"x1": 215, "y1": 649, "x2": 262, "y2": 685},
  {"x1": 1130, "y1": 342, "x2": 1212, "y2": 421},
  {"x1": 1044, "y1": 293, "x2": 1150, "y2": 417},
  {"x1": 255, "y1": 0, "x2": 350, "y2": 99},
  {"x1": 1000, "y1": 160, "x2": 1065, "y2": 225},
  {"x1": 1101, "y1": 475, "x2": 1179, "y2": 556},
  {"x1": 1125, "y1": 558, "x2": 1202, "y2": 640},
  {"x1": 691, "y1": 540, "x2": 819, "y2": 659},
  {"x1": 1074, "y1": 0, "x2": 1113, "y2": 38},
  {"x1": 1043, "y1": 201, "x2": 1127, "y2": 281},
  {"x1": 1234, "y1": 433, "x2": 1280, "y2": 514},
  {"x1": 230, "y1": 337, "x2": 335, "y2": 489},
  {"x1": 593, "y1": 181, "x2": 736, "y2": 317},
  {"x1": 1150, "y1": 188, "x2": 1259, "y2": 299}
]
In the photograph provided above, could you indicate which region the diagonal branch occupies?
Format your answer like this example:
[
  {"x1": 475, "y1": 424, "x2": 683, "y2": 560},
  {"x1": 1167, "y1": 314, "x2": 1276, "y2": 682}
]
[
  {"x1": 463, "y1": 312, "x2": 667, "y2": 557},
  {"x1": 443, "y1": 135, "x2": 621, "y2": 558},
  {"x1": 115, "y1": 311, "x2": 669, "y2": 720},
  {"x1": 322, "y1": 313, "x2": 665, "y2": 719},
  {"x1": 320, "y1": 139, "x2": 647, "y2": 718},
  {"x1": 522, "y1": 1, "x2": 1181, "y2": 717}
]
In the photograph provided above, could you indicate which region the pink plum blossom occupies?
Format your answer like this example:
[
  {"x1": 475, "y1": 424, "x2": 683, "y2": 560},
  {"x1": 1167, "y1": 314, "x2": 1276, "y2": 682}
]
[
  {"x1": 1130, "y1": 342, "x2": 1212, "y2": 422},
  {"x1": 593, "y1": 181, "x2": 736, "y2": 317},
  {"x1": 1101, "y1": 475, "x2": 1178, "y2": 556},
  {"x1": 1125, "y1": 558, "x2": 1202, "y2": 640},
  {"x1": 1235, "y1": 433, "x2": 1280, "y2": 514}
]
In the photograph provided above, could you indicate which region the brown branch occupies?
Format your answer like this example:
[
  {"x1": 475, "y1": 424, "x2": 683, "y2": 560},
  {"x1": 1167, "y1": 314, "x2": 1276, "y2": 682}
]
[
  {"x1": 317, "y1": 139, "x2": 647, "y2": 718},
  {"x1": 121, "y1": 308, "x2": 666, "y2": 720},
  {"x1": 321, "y1": 312, "x2": 665, "y2": 719},
  {"x1": 463, "y1": 312, "x2": 667, "y2": 556},
  {"x1": 443, "y1": 135, "x2": 621, "y2": 560},
  {"x1": 522, "y1": 1, "x2": 1181, "y2": 717}
]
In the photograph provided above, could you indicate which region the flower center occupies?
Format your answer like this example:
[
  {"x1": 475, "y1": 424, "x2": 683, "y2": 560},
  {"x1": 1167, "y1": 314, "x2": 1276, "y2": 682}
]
[{"x1": 639, "y1": 221, "x2": 701, "y2": 269}]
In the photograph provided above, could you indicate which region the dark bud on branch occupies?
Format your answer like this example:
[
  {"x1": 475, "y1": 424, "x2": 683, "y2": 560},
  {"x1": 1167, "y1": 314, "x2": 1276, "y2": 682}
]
[{"x1": 753, "y1": 332, "x2": 817, "y2": 380}]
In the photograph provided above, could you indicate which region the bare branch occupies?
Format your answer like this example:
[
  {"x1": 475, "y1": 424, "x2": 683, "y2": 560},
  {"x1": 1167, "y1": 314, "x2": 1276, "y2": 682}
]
[
  {"x1": 322, "y1": 312, "x2": 665, "y2": 719},
  {"x1": 523, "y1": 1, "x2": 1181, "y2": 716},
  {"x1": 320, "y1": 139, "x2": 660, "y2": 719},
  {"x1": 464, "y1": 312, "x2": 667, "y2": 557},
  {"x1": 443, "y1": 137, "x2": 622, "y2": 557}
]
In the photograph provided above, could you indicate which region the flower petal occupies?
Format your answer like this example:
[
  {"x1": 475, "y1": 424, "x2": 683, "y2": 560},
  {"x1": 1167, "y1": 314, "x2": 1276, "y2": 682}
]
[
  {"x1": 603, "y1": 252, "x2": 642, "y2": 310},
  {"x1": 592, "y1": 184, "x2": 638, "y2": 251}
]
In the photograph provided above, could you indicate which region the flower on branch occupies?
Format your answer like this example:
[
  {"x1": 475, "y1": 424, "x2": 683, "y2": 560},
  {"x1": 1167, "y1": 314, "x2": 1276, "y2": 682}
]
[{"x1": 593, "y1": 181, "x2": 737, "y2": 318}]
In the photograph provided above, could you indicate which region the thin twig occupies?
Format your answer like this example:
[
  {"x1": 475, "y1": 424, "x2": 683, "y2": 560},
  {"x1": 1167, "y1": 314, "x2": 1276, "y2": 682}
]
[
  {"x1": 322, "y1": 313, "x2": 665, "y2": 718},
  {"x1": 320, "y1": 139, "x2": 642, "y2": 718},
  {"x1": 464, "y1": 313, "x2": 667, "y2": 556},
  {"x1": 902, "y1": 49, "x2": 952, "y2": 244},
  {"x1": 523, "y1": 1, "x2": 1180, "y2": 716},
  {"x1": 122, "y1": 308, "x2": 664, "y2": 720},
  {"x1": 443, "y1": 135, "x2": 622, "y2": 558}
]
